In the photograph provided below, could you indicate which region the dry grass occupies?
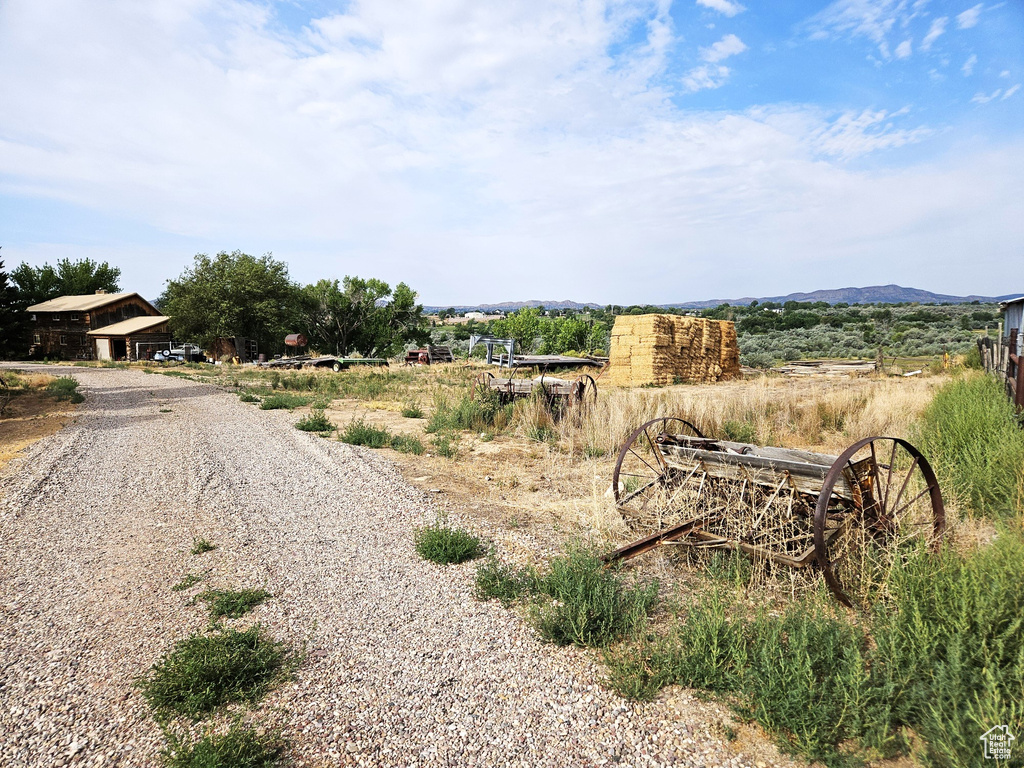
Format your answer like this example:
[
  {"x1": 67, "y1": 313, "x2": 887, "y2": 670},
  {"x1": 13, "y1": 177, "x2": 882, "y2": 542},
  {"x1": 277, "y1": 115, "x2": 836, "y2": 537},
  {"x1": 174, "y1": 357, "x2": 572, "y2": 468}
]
[{"x1": 557, "y1": 374, "x2": 941, "y2": 460}]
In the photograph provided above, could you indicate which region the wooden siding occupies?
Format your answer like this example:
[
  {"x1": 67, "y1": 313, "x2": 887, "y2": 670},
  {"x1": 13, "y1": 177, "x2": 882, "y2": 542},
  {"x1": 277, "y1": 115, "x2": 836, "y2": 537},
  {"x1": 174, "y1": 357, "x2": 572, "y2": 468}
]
[{"x1": 28, "y1": 295, "x2": 167, "y2": 360}]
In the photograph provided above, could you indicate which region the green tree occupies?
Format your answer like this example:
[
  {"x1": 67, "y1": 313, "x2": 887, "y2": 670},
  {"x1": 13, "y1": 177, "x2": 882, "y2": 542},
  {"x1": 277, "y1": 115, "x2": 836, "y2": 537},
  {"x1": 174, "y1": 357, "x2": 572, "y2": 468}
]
[
  {"x1": 0, "y1": 254, "x2": 30, "y2": 358},
  {"x1": 12, "y1": 258, "x2": 121, "y2": 304},
  {"x1": 160, "y1": 251, "x2": 299, "y2": 354},
  {"x1": 299, "y1": 277, "x2": 428, "y2": 358},
  {"x1": 491, "y1": 308, "x2": 542, "y2": 354}
]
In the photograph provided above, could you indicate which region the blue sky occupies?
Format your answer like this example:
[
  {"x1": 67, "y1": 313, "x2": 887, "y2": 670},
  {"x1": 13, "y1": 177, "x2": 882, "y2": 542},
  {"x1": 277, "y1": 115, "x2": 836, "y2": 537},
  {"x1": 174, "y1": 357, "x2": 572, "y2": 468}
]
[{"x1": 1, "y1": 0, "x2": 1021, "y2": 305}]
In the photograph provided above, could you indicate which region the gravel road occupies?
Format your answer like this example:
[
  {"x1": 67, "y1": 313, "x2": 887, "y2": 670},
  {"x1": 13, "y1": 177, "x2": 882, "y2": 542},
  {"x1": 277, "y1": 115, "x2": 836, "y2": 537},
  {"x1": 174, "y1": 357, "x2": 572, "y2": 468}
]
[{"x1": 0, "y1": 366, "x2": 787, "y2": 767}]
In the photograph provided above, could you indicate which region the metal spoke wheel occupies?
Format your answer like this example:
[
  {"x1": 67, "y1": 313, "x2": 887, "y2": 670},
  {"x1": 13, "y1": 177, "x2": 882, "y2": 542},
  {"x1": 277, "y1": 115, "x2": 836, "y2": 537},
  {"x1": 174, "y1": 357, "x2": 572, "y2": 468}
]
[
  {"x1": 573, "y1": 375, "x2": 598, "y2": 408},
  {"x1": 612, "y1": 417, "x2": 705, "y2": 529},
  {"x1": 814, "y1": 436, "x2": 945, "y2": 607},
  {"x1": 471, "y1": 372, "x2": 495, "y2": 400}
]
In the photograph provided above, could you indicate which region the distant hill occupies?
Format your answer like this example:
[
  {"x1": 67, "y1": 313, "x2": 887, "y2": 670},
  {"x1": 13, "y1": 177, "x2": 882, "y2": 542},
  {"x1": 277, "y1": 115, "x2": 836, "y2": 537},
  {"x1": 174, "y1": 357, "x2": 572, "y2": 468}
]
[
  {"x1": 422, "y1": 299, "x2": 601, "y2": 314},
  {"x1": 661, "y1": 285, "x2": 1020, "y2": 309},
  {"x1": 423, "y1": 285, "x2": 1017, "y2": 314}
]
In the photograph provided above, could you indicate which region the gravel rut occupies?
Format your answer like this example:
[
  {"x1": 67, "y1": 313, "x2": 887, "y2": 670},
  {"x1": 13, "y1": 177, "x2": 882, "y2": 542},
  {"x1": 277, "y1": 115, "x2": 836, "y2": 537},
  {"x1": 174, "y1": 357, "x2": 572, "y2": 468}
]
[{"x1": 0, "y1": 367, "x2": 784, "y2": 767}]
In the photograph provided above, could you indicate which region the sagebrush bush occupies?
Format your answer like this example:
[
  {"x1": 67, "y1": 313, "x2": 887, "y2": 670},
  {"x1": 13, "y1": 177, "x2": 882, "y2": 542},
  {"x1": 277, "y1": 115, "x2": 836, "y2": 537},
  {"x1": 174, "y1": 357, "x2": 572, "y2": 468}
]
[{"x1": 389, "y1": 434, "x2": 425, "y2": 454}]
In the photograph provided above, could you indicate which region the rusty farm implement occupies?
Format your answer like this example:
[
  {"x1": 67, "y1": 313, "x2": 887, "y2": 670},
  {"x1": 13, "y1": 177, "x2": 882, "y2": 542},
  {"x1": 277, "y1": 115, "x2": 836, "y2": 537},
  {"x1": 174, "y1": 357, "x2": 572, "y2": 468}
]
[{"x1": 606, "y1": 417, "x2": 945, "y2": 606}]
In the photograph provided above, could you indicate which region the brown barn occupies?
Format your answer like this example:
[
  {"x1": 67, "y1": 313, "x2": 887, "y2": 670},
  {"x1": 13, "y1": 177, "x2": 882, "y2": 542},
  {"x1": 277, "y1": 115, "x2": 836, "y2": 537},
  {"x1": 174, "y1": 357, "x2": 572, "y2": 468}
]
[{"x1": 27, "y1": 291, "x2": 171, "y2": 361}]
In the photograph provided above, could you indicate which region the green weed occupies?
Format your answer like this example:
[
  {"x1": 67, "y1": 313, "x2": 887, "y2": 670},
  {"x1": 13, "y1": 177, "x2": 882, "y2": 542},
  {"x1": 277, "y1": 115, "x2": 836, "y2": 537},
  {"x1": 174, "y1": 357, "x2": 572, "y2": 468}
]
[
  {"x1": 172, "y1": 574, "x2": 204, "y2": 592},
  {"x1": 294, "y1": 409, "x2": 334, "y2": 433},
  {"x1": 401, "y1": 402, "x2": 424, "y2": 419},
  {"x1": 389, "y1": 434, "x2": 425, "y2": 455},
  {"x1": 191, "y1": 538, "x2": 217, "y2": 555},
  {"x1": 136, "y1": 625, "x2": 291, "y2": 719},
  {"x1": 238, "y1": 391, "x2": 260, "y2": 403},
  {"x1": 259, "y1": 393, "x2": 311, "y2": 410},
  {"x1": 198, "y1": 588, "x2": 272, "y2": 620},
  {"x1": 339, "y1": 419, "x2": 391, "y2": 448},
  {"x1": 414, "y1": 516, "x2": 484, "y2": 565},
  {"x1": 913, "y1": 373, "x2": 1024, "y2": 516},
  {"x1": 164, "y1": 722, "x2": 285, "y2": 768},
  {"x1": 476, "y1": 545, "x2": 657, "y2": 648},
  {"x1": 46, "y1": 376, "x2": 85, "y2": 403},
  {"x1": 431, "y1": 432, "x2": 459, "y2": 459}
]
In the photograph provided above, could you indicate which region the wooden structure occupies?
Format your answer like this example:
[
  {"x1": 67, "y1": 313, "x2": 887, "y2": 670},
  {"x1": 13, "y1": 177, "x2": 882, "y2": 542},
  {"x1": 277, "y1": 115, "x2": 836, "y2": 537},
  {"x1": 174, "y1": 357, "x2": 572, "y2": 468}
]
[
  {"x1": 404, "y1": 345, "x2": 454, "y2": 365},
  {"x1": 27, "y1": 292, "x2": 169, "y2": 361},
  {"x1": 472, "y1": 370, "x2": 597, "y2": 417},
  {"x1": 978, "y1": 296, "x2": 1024, "y2": 410},
  {"x1": 607, "y1": 417, "x2": 945, "y2": 606}
]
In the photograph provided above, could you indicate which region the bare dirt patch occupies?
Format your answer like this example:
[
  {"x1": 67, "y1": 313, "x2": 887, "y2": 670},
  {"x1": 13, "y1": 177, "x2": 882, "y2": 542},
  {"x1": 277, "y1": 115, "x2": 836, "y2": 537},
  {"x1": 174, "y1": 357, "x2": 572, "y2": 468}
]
[{"x1": 0, "y1": 374, "x2": 79, "y2": 471}]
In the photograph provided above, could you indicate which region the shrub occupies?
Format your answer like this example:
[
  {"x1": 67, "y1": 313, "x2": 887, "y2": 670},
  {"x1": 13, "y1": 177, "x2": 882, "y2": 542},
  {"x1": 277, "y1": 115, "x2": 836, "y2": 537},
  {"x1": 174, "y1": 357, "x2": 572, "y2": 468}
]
[
  {"x1": 401, "y1": 402, "x2": 424, "y2": 419},
  {"x1": 531, "y1": 546, "x2": 658, "y2": 648},
  {"x1": 605, "y1": 530, "x2": 1024, "y2": 766},
  {"x1": 474, "y1": 555, "x2": 539, "y2": 606},
  {"x1": 238, "y1": 391, "x2": 260, "y2": 403},
  {"x1": 426, "y1": 390, "x2": 511, "y2": 434},
  {"x1": 46, "y1": 376, "x2": 84, "y2": 403},
  {"x1": 259, "y1": 393, "x2": 311, "y2": 410},
  {"x1": 339, "y1": 419, "x2": 391, "y2": 448},
  {"x1": 913, "y1": 373, "x2": 1024, "y2": 516},
  {"x1": 721, "y1": 420, "x2": 756, "y2": 443},
  {"x1": 477, "y1": 545, "x2": 658, "y2": 649},
  {"x1": 431, "y1": 432, "x2": 459, "y2": 459},
  {"x1": 164, "y1": 722, "x2": 285, "y2": 768},
  {"x1": 136, "y1": 625, "x2": 290, "y2": 719},
  {"x1": 414, "y1": 516, "x2": 484, "y2": 564},
  {"x1": 294, "y1": 409, "x2": 334, "y2": 433},
  {"x1": 389, "y1": 434, "x2": 425, "y2": 455}
]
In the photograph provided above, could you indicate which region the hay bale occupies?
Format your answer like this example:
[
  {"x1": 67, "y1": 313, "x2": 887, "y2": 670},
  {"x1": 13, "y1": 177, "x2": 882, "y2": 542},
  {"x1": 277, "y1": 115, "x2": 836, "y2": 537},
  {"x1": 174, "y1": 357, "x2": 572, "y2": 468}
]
[{"x1": 607, "y1": 314, "x2": 740, "y2": 386}]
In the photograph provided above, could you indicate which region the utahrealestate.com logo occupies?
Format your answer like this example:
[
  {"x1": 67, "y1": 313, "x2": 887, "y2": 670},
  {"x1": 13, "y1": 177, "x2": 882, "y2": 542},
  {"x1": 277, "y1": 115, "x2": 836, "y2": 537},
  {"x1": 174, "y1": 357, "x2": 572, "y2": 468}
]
[{"x1": 981, "y1": 725, "x2": 1015, "y2": 760}]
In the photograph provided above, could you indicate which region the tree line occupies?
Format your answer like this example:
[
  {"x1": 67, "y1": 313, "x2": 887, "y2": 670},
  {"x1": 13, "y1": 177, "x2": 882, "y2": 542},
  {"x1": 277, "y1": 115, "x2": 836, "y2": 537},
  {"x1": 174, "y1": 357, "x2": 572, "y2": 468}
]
[{"x1": 0, "y1": 251, "x2": 429, "y2": 359}]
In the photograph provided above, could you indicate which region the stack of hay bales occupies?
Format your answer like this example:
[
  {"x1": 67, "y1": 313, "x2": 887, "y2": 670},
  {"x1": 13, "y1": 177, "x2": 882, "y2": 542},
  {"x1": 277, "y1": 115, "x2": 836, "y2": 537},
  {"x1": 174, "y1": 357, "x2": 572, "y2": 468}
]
[{"x1": 607, "y1": 314, "x2": 740, "y2": 386}]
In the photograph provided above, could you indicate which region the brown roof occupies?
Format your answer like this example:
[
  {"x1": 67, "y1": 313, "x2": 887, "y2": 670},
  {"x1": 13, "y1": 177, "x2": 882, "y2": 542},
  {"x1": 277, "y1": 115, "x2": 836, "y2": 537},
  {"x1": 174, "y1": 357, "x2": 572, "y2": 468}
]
[
  {"x1": 86, "y1": 316, "x2": 170, "y2": 336},
  {"x1": 28, "y1": 292, "x2": 156, "y2": 313}
]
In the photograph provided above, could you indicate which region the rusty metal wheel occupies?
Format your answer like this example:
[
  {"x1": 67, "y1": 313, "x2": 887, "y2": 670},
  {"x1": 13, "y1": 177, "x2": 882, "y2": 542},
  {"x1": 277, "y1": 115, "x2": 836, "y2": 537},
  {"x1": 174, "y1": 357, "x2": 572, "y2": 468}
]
[
  {"x1": 612, "y1": 417, "x2": 705, "y2": 521},
  {"x1": 471, "y1": 371, "x2": 495, "y2": 400},
  {"x1": 573, "y1": 374, "x2": 598, "y2": 408},
  {"x1": 814, "y1": 436, "x2": 945, "y2": 607}
]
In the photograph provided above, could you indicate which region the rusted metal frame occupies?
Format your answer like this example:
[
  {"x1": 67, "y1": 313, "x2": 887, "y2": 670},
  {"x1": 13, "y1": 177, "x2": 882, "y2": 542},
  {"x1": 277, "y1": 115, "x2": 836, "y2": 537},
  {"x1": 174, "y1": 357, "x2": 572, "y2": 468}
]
[{"x1": 602, "y1": 515, "x2": 722, "y2": 563}]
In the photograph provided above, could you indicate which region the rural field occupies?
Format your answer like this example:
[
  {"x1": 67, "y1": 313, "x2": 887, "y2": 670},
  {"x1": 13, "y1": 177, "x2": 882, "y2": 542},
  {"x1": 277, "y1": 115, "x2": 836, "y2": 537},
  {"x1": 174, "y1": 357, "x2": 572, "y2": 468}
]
[{"x1": 1, "y1": 359, "x2": 1022, "y2": 768}]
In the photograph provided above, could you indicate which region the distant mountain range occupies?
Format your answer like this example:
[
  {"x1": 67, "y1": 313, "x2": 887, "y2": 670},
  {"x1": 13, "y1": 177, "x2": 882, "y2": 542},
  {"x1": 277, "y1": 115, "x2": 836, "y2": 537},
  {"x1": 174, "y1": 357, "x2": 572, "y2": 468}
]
[{"x1": 422, "y1": 285, "x2": 1019, "y2": 314}]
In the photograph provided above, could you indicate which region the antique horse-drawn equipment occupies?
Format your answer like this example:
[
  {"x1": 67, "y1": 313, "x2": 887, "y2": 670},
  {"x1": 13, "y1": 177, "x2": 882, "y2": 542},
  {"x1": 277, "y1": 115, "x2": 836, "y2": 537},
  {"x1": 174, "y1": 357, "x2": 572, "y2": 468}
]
[{"x1": 607, "y1": 417, "x2": 945, "y2": 606}]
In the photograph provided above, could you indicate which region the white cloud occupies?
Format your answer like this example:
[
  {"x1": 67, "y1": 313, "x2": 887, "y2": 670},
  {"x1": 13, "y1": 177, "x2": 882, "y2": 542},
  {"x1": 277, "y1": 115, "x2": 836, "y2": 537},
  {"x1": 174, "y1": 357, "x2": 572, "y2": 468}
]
[
  {"x1": 695, "y1": 0, "x2": 745, "y2": 17},
  {"x1": 700, "y1": 33, "x2": 747, "y2": 62},
  {"x1": 806, "y1": 0, "x2": 901, "y2": 57},
  {"x1": 1003, "y1": 84, "x2": 1021, "y2": 99},
  {"x1": 972, "y1": 89, "x2": 1002, "y2": 104},
  {"x1": 0, "y1": 0, "x2": 1021, "y2": 304},
  {"x1": 894, "y1": 39, "x2": 912, "y2": 58},
  {"x1": 810, "y1": 108, "x2": 931, "y2": 159},
  {"x1": 682, "y1": 64, "x2": 731, "y2": 91},
  {"x1": 920, "y1": 16, "x2": 947, "y2": 50},
  {"x1": 956, "y1": 4, "x2": 982, "y2": 29},
  {"x1": 962, "y1": 53, "x2": 977, "y2": 75}
]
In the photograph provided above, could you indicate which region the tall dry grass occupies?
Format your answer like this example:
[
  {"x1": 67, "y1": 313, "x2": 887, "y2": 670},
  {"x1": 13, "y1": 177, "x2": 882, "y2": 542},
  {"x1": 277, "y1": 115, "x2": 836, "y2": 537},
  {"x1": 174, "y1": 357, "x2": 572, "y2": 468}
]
[{"x1": 555, "y1": 375, "x2": 943, "y2": 459}]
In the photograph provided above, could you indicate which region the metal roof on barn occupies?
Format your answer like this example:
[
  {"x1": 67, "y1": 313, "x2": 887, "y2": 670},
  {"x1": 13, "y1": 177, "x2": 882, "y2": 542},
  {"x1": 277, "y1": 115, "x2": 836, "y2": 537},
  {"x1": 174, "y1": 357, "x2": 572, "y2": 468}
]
[
  {"x1": 86, "y1": 316, "x2": 170, "y2": 336},
  {"x1": 28, "y1": 292, "x2": 158, "y2": 313}
]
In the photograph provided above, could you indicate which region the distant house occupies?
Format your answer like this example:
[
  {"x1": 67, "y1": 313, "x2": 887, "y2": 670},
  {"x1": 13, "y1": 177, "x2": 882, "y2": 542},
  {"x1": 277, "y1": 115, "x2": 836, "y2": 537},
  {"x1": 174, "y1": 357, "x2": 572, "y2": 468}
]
[{"x1": 27, "y1": 291, "x2": 171, "y2": 361}]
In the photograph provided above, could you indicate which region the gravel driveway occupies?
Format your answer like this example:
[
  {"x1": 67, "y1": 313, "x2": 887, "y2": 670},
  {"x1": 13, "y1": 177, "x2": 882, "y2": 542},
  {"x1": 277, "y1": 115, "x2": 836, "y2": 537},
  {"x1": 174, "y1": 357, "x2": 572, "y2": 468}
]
[{"x1": 0, "y1": 366, "x2": 784, "y2": 767}]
